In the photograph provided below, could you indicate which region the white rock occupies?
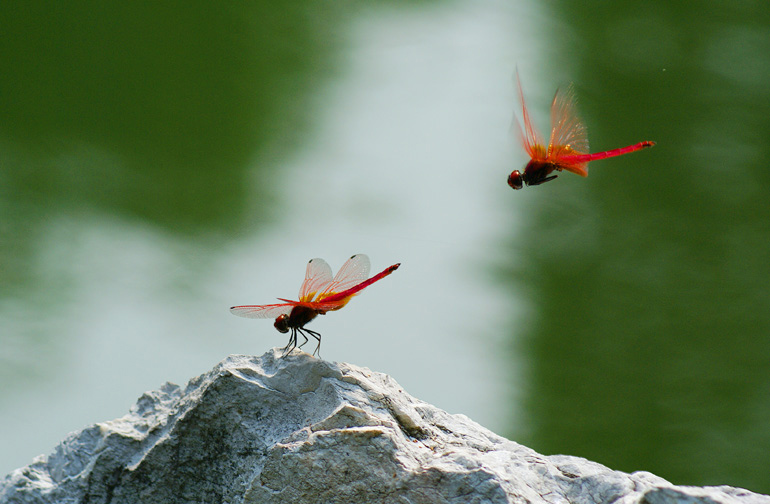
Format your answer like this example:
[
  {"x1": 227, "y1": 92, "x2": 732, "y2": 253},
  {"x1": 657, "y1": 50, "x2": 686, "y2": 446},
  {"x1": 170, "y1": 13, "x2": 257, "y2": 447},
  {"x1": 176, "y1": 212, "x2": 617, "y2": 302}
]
[{"x1": 2, "y1": 350, "x2": 768, "y2": 504}]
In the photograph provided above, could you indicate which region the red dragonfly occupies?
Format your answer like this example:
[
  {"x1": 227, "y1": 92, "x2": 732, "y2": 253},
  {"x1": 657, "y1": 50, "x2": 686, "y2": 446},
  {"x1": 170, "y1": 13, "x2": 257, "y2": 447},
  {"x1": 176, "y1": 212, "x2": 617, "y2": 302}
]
[
  {"x1": 230, "y1": 254, "x2": 400, "y2": 356},
  {"x1": 508, "y1": 73, "x2": 655, "y2": 189}
]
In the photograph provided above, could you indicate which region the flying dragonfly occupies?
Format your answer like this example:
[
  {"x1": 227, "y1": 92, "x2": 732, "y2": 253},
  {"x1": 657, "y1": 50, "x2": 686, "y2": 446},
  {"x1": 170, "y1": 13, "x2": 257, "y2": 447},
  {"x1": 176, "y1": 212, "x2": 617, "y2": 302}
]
[
  {"x1": 230, "y1": 254, "x2": 400, "y2": 357},
  {"x1": 508, "y1": 73, "x2": 655, "y2": 190}
]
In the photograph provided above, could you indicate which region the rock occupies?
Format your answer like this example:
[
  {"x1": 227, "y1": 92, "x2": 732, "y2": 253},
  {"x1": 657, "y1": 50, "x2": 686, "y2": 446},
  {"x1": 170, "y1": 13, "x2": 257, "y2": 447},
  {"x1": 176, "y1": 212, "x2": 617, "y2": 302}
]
[{"x1": 2, "y1": 350, "x2": 768, "y2": 504}]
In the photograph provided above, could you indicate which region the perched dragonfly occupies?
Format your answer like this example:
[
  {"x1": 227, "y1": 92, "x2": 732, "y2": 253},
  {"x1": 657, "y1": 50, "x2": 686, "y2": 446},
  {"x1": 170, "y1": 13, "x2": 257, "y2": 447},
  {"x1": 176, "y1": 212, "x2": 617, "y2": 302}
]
[
  {"x1": 230, "y1": 254, "x2": 400, "y2": 356},
  {"x1": 508, "y1": 73, "x2": 655, "y2": 190}
]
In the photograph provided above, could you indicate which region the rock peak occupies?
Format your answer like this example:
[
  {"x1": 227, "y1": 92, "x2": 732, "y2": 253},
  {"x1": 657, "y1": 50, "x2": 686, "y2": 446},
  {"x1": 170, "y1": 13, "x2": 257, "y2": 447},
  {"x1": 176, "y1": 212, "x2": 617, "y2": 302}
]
[{"x1": 3, "y1": 350, "x2": 768, "y2": 504}]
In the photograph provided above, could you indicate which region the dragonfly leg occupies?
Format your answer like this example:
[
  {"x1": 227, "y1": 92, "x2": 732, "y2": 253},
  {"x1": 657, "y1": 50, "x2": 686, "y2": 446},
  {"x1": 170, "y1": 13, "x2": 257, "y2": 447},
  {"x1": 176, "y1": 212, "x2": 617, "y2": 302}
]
[
  {"x1": 529, "y1": 174, "x2": 558, "y2": 186},
  {"x1": 303, "y1": 328, "x2": 322, "y2": 358},
  {"x1": 282, "y1": 329, "x2": 298, "y2": 357},
  {"x1": 297, "y1": 331, "x2": 309, "y2": 349}
]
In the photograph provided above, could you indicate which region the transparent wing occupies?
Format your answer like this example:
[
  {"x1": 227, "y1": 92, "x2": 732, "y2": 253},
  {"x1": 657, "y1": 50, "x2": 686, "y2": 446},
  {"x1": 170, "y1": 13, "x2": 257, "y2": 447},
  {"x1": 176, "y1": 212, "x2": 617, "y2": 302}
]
[
  {"x1": 317, "y1": 254, "x2": 371, "y2": 301},
  {"x1": 515, "y1": 71, "x2": 546, "y2": 160},
  {"x1": 229, "y1": 303, "x2": 293, "y2": 319},
  {"x1": 316, "y1": 262, "x2": 400, "y2": 307},
  {"x1": 548, "y1": 84, "x2": 589, "y2": 161},
  {"x1": 298, "y1": 258, "x2": 333, "y2": 302}
]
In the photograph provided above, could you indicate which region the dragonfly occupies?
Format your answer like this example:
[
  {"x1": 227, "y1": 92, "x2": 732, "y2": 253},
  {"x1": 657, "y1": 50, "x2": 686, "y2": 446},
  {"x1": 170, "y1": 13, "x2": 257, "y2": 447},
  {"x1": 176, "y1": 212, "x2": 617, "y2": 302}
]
[
  {"x1": 508, "y1": 73, "x2": 655, "y2": 190},
  {"x1": 230, "y1": 254, "x2": 400, "y2": 357}
]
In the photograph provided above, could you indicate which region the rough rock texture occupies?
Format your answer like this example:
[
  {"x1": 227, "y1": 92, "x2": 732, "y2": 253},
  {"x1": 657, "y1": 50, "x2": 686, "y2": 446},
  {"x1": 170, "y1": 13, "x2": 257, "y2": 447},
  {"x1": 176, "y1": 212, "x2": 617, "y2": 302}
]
[{"x1": 2, "y1": 351, "x2": 768, "y2": 504}]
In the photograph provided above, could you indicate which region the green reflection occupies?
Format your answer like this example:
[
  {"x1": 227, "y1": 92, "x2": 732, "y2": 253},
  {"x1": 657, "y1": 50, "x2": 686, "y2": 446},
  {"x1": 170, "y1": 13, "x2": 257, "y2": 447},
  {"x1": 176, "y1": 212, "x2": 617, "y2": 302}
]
[
  {"x1": 0, "y1": 2, "x2": 348, "y2": 290},
  {"x1": 510, "y1": 0, "x2": 770, "y2": 493}
]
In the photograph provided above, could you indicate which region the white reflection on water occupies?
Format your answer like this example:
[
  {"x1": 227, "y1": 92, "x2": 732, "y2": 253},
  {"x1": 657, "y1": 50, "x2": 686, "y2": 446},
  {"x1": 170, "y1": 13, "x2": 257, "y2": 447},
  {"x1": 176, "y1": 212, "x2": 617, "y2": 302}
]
[{"x1": 0, "y1": 0, "x2": 538, "y2": 475}]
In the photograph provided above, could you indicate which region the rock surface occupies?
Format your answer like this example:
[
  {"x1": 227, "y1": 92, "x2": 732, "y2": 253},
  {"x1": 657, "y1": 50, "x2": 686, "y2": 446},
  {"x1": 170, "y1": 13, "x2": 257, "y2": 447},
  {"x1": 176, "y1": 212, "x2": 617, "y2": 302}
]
[{"x1": 2, "y1": 350, "x2": 768, "y2": 504}]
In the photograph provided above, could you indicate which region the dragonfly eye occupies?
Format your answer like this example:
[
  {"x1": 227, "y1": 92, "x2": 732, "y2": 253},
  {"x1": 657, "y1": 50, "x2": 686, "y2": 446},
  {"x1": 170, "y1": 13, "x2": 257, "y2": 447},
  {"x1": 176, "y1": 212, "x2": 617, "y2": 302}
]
[
  {"x1": 508, "y1": 171, "x2": 524, "y2": 190},
  {"x1": 274, "y1": 314, "x2": 290, "y2": 333}
]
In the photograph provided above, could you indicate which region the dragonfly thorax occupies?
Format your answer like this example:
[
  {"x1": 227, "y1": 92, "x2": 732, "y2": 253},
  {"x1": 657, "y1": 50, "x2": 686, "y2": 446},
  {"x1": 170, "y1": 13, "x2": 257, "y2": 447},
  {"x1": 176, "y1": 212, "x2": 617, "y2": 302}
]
[
  {"x1": 508, "y1": 160, "x2": 559, "y2": 189},
  {"x1": 273, "y1": 305, "x2": 319, "y2": 334}
]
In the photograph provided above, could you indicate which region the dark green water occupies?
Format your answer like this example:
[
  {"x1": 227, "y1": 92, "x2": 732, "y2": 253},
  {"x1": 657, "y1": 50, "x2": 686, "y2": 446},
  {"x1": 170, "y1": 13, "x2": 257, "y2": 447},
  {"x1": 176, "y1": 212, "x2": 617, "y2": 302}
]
[
  {"x1": 0, "y1": 2, "x2": 345, "y2": 255},
  {"x1": 509, "y1": 0, "x2": 770, "y2": 492}
]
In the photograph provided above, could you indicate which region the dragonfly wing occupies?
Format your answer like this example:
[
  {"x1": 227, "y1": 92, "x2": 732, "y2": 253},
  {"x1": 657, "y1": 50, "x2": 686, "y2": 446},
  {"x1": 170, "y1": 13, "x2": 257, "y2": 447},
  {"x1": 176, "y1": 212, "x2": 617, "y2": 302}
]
[
  {"x1": 317, "y1": 254, "x2": 371, "y2": 301},
  {"x1": 515, "y1": 71, "x2": 546, "y2": 160},
  {"x1": 548, "y1": 84, "x2": 589, "y2": 175},
  {"x1": 229, "y1": 303, "x2": 293, "y2": 319},
  {"x1": 316, "y1": 262, "x2": 400, "y2": 306},
  {"x1": 557, "y1": 159, "x2": 589, "y2": 177},
  {"x1": 298, "y1": 258, "x2": 333, "y2": 302},
  {"x1": 308, "y1": 300, "x2": 350, "y2": 313}
]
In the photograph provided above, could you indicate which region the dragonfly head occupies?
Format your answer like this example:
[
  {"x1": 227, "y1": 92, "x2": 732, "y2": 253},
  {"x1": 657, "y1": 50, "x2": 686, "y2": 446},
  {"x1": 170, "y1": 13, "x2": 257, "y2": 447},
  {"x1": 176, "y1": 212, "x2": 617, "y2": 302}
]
[
  {"x1": 274, "y1": 314, "x2": 290, "y2": 333},
  {"x1": 508, "y1": 170, "x2": 524, "y2": 190}
]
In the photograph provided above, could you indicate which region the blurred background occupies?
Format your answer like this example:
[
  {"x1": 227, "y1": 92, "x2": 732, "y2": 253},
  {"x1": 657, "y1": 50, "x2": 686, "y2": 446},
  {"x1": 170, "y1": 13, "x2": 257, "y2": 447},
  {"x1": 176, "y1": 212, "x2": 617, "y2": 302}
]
[{"x1": 2, "y1": 0, "x2": 770, "y2": 493}]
